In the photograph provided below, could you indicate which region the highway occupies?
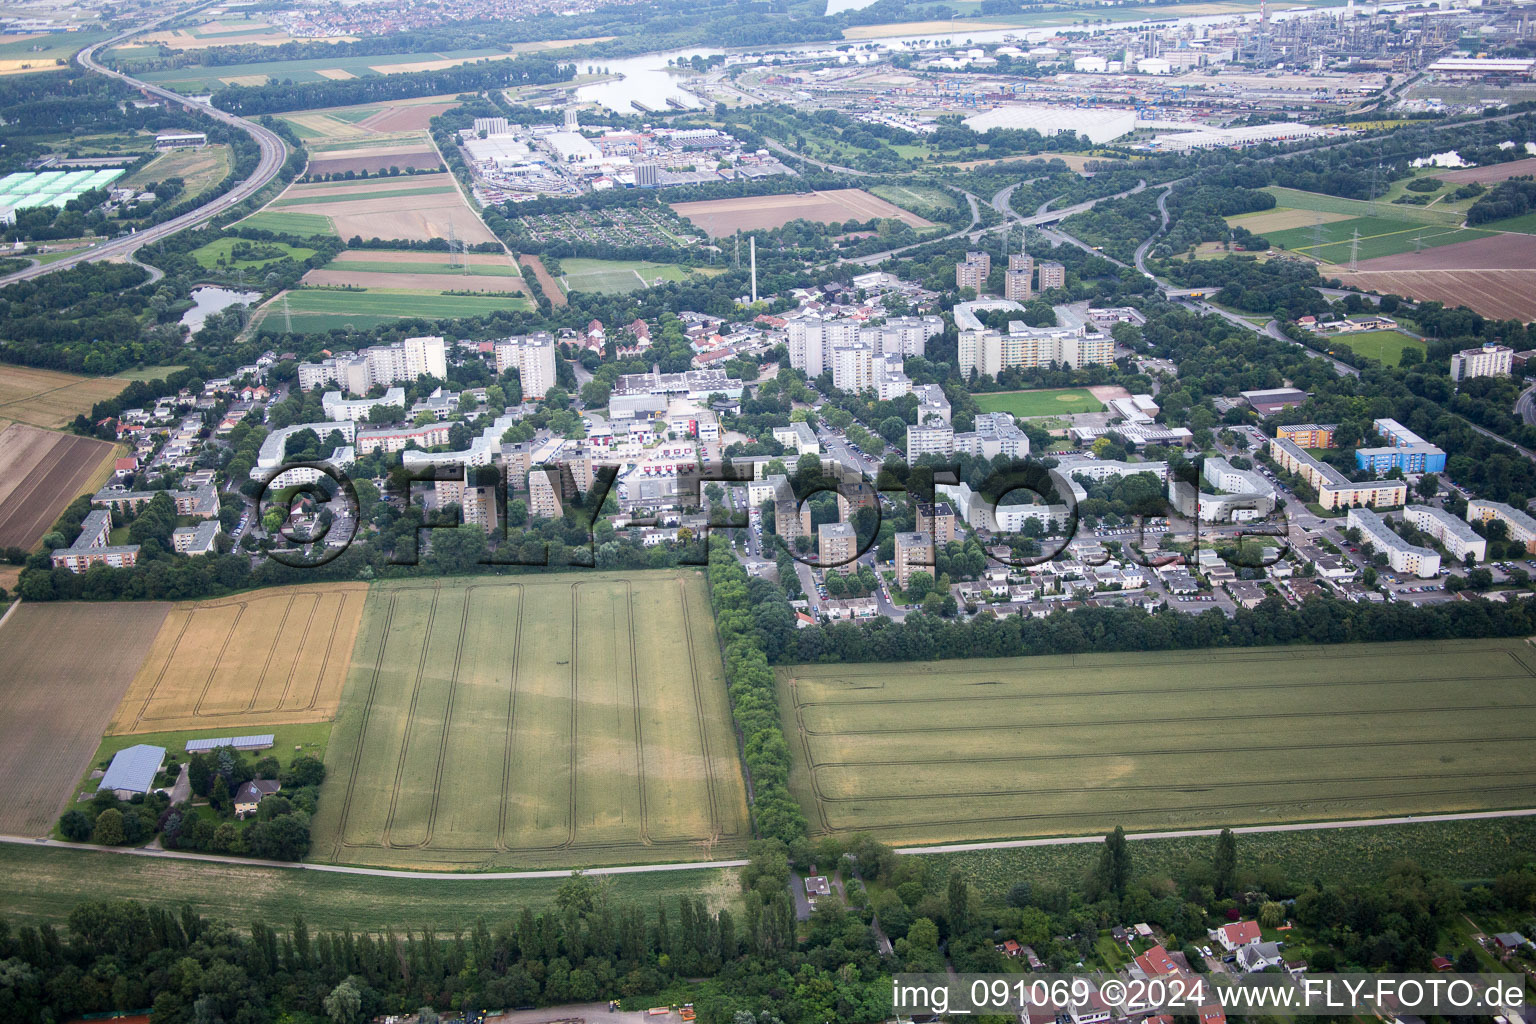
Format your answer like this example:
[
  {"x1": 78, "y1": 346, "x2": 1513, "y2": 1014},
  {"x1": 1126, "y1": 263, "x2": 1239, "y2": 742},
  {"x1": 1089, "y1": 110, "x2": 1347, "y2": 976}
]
[{"x1": 0, "y1": 6, "x2": 288, "y2": 287}]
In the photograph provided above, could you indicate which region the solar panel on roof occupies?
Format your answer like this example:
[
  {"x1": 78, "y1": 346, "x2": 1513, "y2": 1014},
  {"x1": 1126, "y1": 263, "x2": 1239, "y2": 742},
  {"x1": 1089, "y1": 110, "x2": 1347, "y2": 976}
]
[{"x1": 185, "y1": 734, "x2": 276, "y2": 752}]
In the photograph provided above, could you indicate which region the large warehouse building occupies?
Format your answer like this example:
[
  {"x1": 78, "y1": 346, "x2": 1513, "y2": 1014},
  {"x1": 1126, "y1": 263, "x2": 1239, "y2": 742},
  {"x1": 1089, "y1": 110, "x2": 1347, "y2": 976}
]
[{"x1": 962, "y1": 105, "x2": 1135, "y2": 145}]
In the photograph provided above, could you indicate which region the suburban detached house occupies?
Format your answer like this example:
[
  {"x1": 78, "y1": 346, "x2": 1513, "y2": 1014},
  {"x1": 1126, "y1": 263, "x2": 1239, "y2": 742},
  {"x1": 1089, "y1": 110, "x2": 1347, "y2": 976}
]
[
  {"x1": 1134, "y1": 944, "x2": 1180, "y2": 978},
  {"x1": 1237, "y1": 941, "x2": 1285, "y2": 972},
  {"x1": 234, "y1": 779, "x2": 281, "y2": 818},
  {"x1": 1211, "y1": 920, "x2": 1263, "y2": 951}
]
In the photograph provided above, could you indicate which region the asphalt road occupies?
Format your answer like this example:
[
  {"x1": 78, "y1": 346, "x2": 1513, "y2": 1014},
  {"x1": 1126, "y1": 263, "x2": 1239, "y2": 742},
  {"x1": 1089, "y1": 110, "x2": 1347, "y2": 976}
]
[
  {"x1": 1517, "y1": 383, "x2": 1536, "y2": 427},
  {"x1": 0, "y1": 6, "x2": 288, "y2": 287}
]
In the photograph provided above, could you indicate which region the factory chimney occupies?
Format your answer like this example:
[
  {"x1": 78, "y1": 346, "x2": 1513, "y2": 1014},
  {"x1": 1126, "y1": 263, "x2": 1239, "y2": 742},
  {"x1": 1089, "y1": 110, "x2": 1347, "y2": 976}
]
[{"x1": 750, "y1": 236, "x2": 757, "y2": 305}]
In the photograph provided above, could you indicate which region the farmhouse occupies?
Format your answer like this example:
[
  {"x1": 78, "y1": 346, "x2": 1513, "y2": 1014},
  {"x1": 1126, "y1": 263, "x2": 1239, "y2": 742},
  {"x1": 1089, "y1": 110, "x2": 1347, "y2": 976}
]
[
  {"x1": 98, "y1": 743, "x2": 166, "y2": 799},
  {"x1": 234, "y1": 779, "x2": 282, "y2": 819}
]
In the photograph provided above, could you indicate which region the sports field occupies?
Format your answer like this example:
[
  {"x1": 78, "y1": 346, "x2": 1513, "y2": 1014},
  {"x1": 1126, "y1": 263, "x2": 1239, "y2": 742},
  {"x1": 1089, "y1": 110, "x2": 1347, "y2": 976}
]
[
  {"x1": 0, "y1": 424, "x2": 119, "y2": 549},
  {"x1": 107, "y1": 583, "x2": 368, "y2": 735},
  {"x1": 972, "y1": 388, "x2": 1103, "y2": 418},
  {"x1": 778, "y1": 639, "x2": 1536, "y2": 845},
  {"x1": 870, "y1": 183, "x2": 960, "y2": 216},
  {"x1": 263, "y1": 288, "x2": 533, "y2": 333},
  {"x1": 0, "y1": 362, "x2": 130, "y2": 428},
  {"x1": 559, "y1": 258, "x2": 723, "y2": 295},
  {"x1": 0, "y1": 602, "x2": 170, "y2": 836},
  {"x1": 310, "y1": 573, "x2": 751, "y2": 870},
  {"x1": 1322, "y1": 329, "x2": 1423, "y2": 366}
]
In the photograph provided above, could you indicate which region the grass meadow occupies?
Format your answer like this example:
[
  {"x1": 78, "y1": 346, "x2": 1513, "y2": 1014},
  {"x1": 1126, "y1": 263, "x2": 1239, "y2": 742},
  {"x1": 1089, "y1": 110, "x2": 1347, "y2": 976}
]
[{"x1": 1321, "y1": 329, "x2": 1424, "y2": 366}]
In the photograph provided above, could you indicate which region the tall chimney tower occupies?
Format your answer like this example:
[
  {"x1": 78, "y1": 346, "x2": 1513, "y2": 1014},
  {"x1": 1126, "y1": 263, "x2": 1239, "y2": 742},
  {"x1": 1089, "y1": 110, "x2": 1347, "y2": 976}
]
[{"x1": 749, "y1": 236, "x2": 758, "y2": 304}]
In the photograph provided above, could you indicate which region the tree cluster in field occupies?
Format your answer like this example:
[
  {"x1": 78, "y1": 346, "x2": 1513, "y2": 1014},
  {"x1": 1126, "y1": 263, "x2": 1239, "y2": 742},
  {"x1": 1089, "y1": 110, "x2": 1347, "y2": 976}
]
[
  {"x1": 707, "y1": 536, "x2": 808, "y2": 844},
  {"x1": 1466, "y1": 177, "x2": 1536, "y2": 225},
  {"x1": 56, "y1": 747, "x2": 324, "y2": 861}
]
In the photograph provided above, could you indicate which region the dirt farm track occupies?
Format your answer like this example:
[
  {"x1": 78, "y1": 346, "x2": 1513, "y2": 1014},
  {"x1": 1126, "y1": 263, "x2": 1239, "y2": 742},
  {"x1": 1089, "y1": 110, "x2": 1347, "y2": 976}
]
[{"x1": 0, "y1": 602, "x2": 171, "y2": 836}]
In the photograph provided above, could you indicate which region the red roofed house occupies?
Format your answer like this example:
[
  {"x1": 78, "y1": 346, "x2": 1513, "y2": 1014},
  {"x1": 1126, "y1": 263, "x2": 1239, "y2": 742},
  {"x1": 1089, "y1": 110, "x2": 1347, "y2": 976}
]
[
  {"x1": 995, "y1": 939, "x2": 1022, "y2": 957},
  {"x1": 1134, "y1": 945, "x2": 1179, "y2": 978},
  {"x1": 114, "y1": 456, "x2": 138, "y2": 479},
  {"x1": 1199, "y1": 1005, "x2": 1227, "y2": 1024},
  {"x1": 1431, "y1": 956, "x2": 1453, "y2": 972},
  {"x1": 1212, "y1": 920, "x2": 1262, "y2": 951}
]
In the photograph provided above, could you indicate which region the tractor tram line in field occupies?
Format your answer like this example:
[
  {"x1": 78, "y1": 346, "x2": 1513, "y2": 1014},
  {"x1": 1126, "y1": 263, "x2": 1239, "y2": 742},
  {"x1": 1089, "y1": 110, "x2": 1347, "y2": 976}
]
[
  {"x1": 313, "y1": 574, "x2": 749, "y2": 870},
  {"x1": 781, "y1": 640, "x2": 1536, "y2": 843}
]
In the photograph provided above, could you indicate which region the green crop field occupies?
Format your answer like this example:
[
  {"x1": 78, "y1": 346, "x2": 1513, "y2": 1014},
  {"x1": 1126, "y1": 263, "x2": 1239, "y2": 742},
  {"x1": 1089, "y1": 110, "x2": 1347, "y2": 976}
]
[
  {"x1": 190, "y1": 237, "x2": 316, "y2": 269},
  {"x1": 1260, "y1": 186, "x2": 1466, "y2": 225},
  {"x1": 1480, "y1": 211, "x2": 1536, "y2": 235},
  {"x1": 972, "y1": 388, "x2": 1103, "y2": 417},
  {"x1": 0, "y1": 843, "x2": 742, "y2": 931},
  {"x1": 309, "y1": 573, "x2": 751, "y2": 870},
  {"x1": 1322, "y1": 329, "x2": 1424, "y2": 366},
  {"x1": 559, "y1": 258, "x2": 722, "y2": 295},
  {"x1": 269, "y1": 288, "x2": 531, "y2": 332},
  {"x1": 238, "y1": 210, "x2": 336, "y2": 236},
  {"x1": 270, "y1": 185, "x2": 457, "y2": 208},
  {"x1": 777, "y1": 639, "x2": 1536, "y2": 846},
  {"x1": 1265, "y1": 216, "x2": 1492, "y2": 263}
]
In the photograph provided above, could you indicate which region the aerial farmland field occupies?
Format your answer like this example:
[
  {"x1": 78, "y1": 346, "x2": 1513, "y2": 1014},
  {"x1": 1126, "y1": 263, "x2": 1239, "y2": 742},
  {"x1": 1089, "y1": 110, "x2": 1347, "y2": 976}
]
[
  {"x1": 310, "y1": 572, "x2": 750, "y2": 870},
  {"x1": 0, "y1": 424, "x2": 119, "y2": 549},
  {"x1": 107, "y1": 583, "x2": 368, "y2": 735},
  {"x1": 0, "y1": 362, "x2": 131, "y2": 429},
  {"x1": 0, "y1": 602, "x2": 170, "y2": 836},
  {"x1": 778, "y1": 639, "x2": 1536, "y2": 846},
  {"x1": 670, "y1": 188, "x2": 935, "y2": 238}
]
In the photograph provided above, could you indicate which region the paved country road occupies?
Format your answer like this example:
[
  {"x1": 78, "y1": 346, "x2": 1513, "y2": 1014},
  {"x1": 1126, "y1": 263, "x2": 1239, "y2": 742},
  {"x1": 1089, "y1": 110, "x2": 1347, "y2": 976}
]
[
  {"x1": 0, "y1": 3, "x2": 288, "y2": 288},
  {"x1": 2, "y1": 808, "x2": 1532, "y2": 879}
]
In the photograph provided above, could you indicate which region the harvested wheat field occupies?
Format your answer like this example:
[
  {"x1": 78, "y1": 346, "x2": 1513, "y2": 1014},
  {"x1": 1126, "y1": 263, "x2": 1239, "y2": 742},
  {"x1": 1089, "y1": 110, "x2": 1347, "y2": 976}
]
[
  {"x1": 358, "y1": 101, "x2": 459, "y2": 131},
  {"x1": 258, "y1": 176, "x2": 493, "y2": 244},
  {"x1": 0, "y1": 424, "x2": 118, "y2": 549},
  {"x1": 308, "y1": 145, "x2": 442, "y2": 176},
  {"x1": 0, "y1": 363, "x2": 129, "y2": 429},
  {"x1": 0, "y1": 602, "x2": 170, "y2": 835},
  {"x1": 671, "y1": 188, "x2": 934, "y2": 238},
  {"x1": 1333, "y1": 232, "x2": 1536, "y2": 321},
  {"x1": 108, "y1": 583, "x2": 368, "y2": 736},
  {"x1": 1439, "y1": 156, "x2": 1536, "y2": 184}
]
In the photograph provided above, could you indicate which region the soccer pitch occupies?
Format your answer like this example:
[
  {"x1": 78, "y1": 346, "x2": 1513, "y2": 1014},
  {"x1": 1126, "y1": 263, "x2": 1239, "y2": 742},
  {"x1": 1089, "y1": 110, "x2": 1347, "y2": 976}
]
[
  {"x1": 972, "y1": 388, "x2": 1104, "y2": 418},
  {"x1": 777, "y1": 639, "x2": 1536, "y2": 846},
  {"x1": 559, "y1": 258, "x2": 719, "y2": 295},
  {"x1": 310, "y1": 572, "x2": 751, "y2": 870}
]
